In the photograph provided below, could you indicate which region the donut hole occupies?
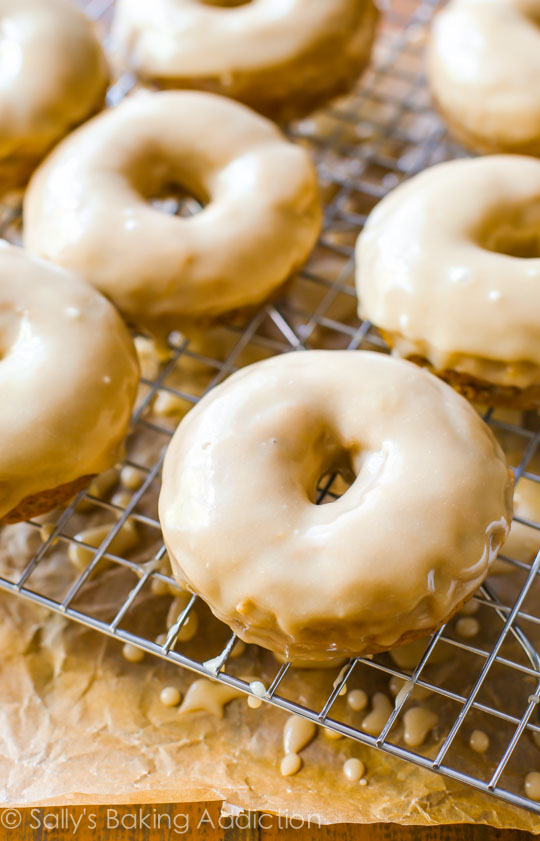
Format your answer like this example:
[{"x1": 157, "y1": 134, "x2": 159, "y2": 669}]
[
  {"x1": 127, "y1": 157, "x2": 207, "y2": 217},
  {"x1": 313, "y1": 452, "x2": 357, "y2": 505},
  {"x1": 478, "y1": 205, "x2": 540, "y2": 258},
  {"x1": 147, "y1": 181, "x2": 206, "y2": 218}
]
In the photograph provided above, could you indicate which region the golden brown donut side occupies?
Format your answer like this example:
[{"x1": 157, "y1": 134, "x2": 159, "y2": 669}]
[
  {"x1": 1, "y1": 475, "x2": 96, "y2": 526},
  {"x1": 380, "y1": 331, "x2": 540, "y2": 410},
  {"x1": 220, "y1": 588, "x2": 482, "y2": 661}
]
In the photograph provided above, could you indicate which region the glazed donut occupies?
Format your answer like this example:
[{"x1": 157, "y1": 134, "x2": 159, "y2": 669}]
[
  {"x1": 0, "y1": 0, "x2": 108, "y2": 192},
  {"x1": 0, "y1": 242, "x2": 139, "y2": 524},
  {"x1": 23, "y1": 91, "x2": 322, "y2": 339},
  {"x1": 159, "y1": 350, "x2": 512, "y2": 661},
  {"x1": 428, "y1": 0, "x2": 540, "y2": 155},
  {"x1": 355, "y1": 156, "x2": 540, "y2": 409},
  {"x1": 112, "y1": 0, "x2": 379, "y2": 123}
]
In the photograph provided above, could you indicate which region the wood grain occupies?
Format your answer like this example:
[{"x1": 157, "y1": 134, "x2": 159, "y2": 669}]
[{"x1": 0, "y1": 803, "x2": 534, "y2": 840}]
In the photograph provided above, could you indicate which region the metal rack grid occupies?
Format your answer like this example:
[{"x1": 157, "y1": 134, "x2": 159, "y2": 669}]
[{"x1": 1, "y1": 0, "x2": 540, "y2": 820}]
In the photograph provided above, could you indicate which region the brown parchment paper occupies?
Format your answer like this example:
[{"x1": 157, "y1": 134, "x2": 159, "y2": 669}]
[{"x1": 1, "y1": 498, "x2": 540, "y2": 833}]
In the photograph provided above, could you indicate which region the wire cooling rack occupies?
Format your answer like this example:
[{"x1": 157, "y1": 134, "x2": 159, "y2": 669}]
[{"x1": 1, "y1": 0, "x2": 540, "y2": 820}]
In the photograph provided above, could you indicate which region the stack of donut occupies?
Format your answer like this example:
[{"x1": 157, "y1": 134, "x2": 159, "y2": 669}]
[{"x1": 0, "y1": 0, "x2": 527, "y2": 663}]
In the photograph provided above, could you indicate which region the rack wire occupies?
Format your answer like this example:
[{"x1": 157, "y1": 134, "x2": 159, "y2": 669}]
[{"x1": 1, "y1": 0, "x2": 540, "y2": 821}]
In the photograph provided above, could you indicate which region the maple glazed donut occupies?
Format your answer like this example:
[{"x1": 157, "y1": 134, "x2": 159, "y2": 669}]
[
  {"x1": 0, "y1": 243, "x2": 139, "y2": 525},
  {"x1": 0, "y1": 0, "x2": 108, "y2": 192},
  {"x1": 159, "y1": 350, "x2": 513, "y2": 661},
  {"x1": 355, "y1": 156, "x2": 540, "y2": 409},
  {"x1": 112, "y1": 0, "x2": 379, "y2": 123},
  {"x1": 428, "y1": 0, "x2": 540, "y2": 155},
  {"x1": 23, "y1": 91, "x2": 322, "y2": 339}
]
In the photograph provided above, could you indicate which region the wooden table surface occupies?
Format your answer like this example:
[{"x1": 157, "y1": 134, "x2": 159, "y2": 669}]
[{"x1": 0, "y1": 802, "x2": 534, "y2": 840}]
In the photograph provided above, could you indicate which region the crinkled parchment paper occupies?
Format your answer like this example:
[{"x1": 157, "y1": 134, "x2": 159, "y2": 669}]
[{"x1": 0, "y1": 494, "x2": 539, "y2": 832}]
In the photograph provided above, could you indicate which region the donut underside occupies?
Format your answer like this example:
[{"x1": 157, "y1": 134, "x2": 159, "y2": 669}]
[
  {"x1": 1, "y1": 474, "x2": 95, "y2": 525},
  {"x1": 351, "y1": 591, "x2": 481, "y2": 657},
  {"x1": 222, "y1": 589, "x2": 477, "y2": 662},
  {"x1": 380, "y1": 331, "x2": 540, "y2": 410},
  {"x1": 408, "y1": 357, "x2": 540, "y2": 411},
  {"x1": 431, "y1": 92, "x2": 540, "y2": 157},
  {"x1": 141, "y1": 265, "x2": 297, "y2": 339}
]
